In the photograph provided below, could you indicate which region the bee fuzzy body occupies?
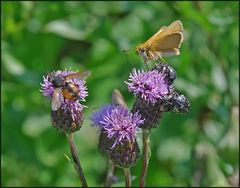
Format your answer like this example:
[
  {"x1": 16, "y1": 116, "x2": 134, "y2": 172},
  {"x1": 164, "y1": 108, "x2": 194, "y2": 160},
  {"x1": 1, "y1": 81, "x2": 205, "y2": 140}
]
[
  {"x1": 62, "y1": 81, "x2": 80, "y2": 101},
  {"x1": 49, "y1": 73, "x2": 82, "y2": 111}
]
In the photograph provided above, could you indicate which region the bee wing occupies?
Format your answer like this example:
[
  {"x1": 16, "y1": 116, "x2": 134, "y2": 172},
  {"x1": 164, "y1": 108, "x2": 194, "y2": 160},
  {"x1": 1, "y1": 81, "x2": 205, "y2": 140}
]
[
  {"x1": 143, "y1": 20, "x2": 183, "y2": 53},
  {"x1": 65, "y1": 71, "x2": 91, "y2": 80},
  {"x1": 51, "y1": 88, "x2": 64, "y2": 111},
  {"x1": 78, "y1": 70, "x2": 91, "y2": 79}
]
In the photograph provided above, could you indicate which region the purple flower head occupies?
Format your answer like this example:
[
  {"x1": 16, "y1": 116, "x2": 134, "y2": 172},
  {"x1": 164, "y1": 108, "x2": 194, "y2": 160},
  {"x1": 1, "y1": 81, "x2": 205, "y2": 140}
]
[
  {"x1": 91, "y1": 104, "x2": 118, "y2": 128},
  {"x1": 61, "y1": 99, "x2": 84, "y2": 122},
  {"x1": 125, "y1": 69, "x2": 170, "y2": 104},
  {"x1": 40, "y1": 75, "x2": 55, "y2": 97},
  {"x1": 100, "y1": 106, "x2": 144, "y2": 149}
]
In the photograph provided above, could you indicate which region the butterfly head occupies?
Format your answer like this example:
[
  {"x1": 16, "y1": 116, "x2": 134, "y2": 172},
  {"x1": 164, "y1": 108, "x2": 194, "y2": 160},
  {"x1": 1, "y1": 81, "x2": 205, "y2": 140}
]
[{"x1": 136, "y1": 45, "x2": 148, "y2": 62}]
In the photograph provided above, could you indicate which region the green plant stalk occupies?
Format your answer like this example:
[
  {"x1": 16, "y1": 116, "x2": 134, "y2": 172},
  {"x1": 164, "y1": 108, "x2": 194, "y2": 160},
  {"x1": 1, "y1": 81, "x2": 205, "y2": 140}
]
[
  {"x1": 104, "y1": 159, "x2": 116, "y2": 187},
  {"x1": 67, "y1": 133, "x2": 88, "y2": 187},
  {"x1": 124, "y1": 168, "x2": 131, "y2": 187},
  {"x1": 139, "y1": 129, "x2": 150, "y2": 187}
]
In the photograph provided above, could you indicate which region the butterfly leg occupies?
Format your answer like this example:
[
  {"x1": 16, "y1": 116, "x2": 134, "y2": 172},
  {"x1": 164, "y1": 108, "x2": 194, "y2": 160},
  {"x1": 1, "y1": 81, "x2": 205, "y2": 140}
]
[
  {"x1": 153, "y1": 59, "x2": 158, "y2": 66},
  {"x1": 160, "y1": 57, "x2": 167, "y2": 63},
  {"x1": 149, "y1": 51, "x2": 158, "y2": 67},
  {"x1": 143, "y1": 60, "x2": 150, "y2": 70},
  {"x1": 155, "y1": 52, "x2": 166, "y2": 63},
  {"x1": 159, "y1": 55, "x2": 167, "y2": 64}
]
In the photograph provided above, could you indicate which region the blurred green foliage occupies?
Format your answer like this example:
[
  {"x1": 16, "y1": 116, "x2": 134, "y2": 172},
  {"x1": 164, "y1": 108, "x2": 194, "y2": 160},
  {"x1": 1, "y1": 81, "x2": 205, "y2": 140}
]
[{"x1": 1, "y1": 1, "x2": 239, "y2": 187}]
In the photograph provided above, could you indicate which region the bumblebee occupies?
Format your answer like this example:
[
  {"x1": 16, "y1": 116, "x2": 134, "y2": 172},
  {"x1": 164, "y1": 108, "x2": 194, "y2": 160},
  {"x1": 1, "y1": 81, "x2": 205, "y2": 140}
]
[{"x1": 48, "y1": 71, "x2": 90, "y2": 111}]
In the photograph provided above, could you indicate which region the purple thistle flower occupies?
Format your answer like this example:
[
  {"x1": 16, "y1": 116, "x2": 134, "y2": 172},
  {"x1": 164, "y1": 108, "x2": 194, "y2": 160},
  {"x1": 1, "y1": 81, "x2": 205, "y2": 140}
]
[
  {"x1": 40, "y1": 75, "x2": 55, "y2": 97},
  {"x1": 125, "y1": 69, "x2": 170, "y2": 104},
  {"x1": 91, "y1": 104, "x2": 117, "y2": 128},
  {"x1": 100, "y1": 106, "x2": 144, "y2": 149},
  {"x1": 61, "y1": 99, "x2": 84, "y2": 122}
]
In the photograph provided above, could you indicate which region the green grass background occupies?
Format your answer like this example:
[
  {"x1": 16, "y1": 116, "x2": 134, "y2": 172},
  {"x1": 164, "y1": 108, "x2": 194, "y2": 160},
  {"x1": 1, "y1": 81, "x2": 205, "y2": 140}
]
[{"x1": 1, "y1": 1, "x2": 239, "y2": 187}]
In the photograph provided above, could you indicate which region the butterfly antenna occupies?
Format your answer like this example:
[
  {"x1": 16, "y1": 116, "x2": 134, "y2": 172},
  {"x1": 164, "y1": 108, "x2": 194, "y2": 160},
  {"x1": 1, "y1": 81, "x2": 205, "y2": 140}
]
[
  {"x1": 122, "y1": 48, "x2": 136, "y2": 54},
  {"x1": 122, "y1": 48, "x2": 135, "y2": 64},
  {"x1": 122, "y1": 50, "x2": 130, "y2": 65}
]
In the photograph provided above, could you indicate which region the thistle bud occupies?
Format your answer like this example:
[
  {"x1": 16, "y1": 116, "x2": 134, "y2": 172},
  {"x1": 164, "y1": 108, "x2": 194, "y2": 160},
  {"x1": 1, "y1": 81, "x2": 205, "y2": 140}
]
[
  {"x1": 110, "y1": 139, "x2": 140, "y2": 168},
  {"x1": 51, "y1": 105, "x2": 84, "y2": 133},
  {"x1": 131, "y1": 95, "x2": 163, "y2": 129}
]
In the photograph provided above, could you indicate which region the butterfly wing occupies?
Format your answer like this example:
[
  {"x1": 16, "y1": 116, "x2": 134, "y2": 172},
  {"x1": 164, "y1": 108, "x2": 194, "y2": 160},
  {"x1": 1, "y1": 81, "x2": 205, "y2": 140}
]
[
  {"x1": 146, "y1": 20, "x2": 183, "y2": 44},
  {"x1": 143, "y1": 20, "x2": 183, "y2": 50},
  {"x1": 163, "y1": 20, "x2": 183, "y2": 33},
  {"x1": 151, "y1": 32, "x2": 183, "y2": 55}
]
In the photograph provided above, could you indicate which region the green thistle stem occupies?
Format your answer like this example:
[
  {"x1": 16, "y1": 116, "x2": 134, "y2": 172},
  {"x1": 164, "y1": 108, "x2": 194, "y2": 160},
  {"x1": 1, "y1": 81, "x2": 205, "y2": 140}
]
[
  {"x1": 139, "y1": 129, "x2": 150, "y2": 187},
  {"x1": 124, "y1": 168, "x2": 131, "y2": 187},
  {"x1": 104, "y1": 159, "x2": 116, "y2": 187},
  {"x1": 67, "y1": 133, "x2": 88, "y2": 187}
]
